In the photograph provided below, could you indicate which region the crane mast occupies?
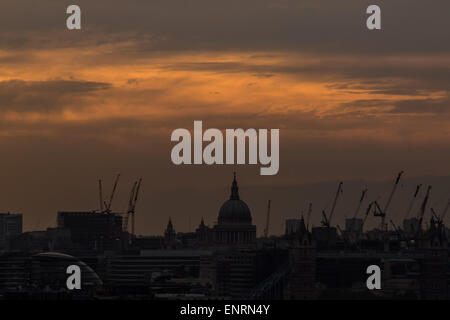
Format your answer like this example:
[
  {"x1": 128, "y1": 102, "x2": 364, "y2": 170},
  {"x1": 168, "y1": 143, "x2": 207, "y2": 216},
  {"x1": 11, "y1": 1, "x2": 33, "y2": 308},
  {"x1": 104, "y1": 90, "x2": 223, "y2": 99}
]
[
  {"x1": 429, "y1": 198, "x2": 449, "y2": 224},
  {"x1": 322, "y1": 182, "x2": 344, "y2": 227},
  {"x1": 404, "y1": 184, "x2": 422, "y2": 219},
  {"x1": 336, "y1": 224, "x2": 347, "y2": 242},
  {"x1": 349, "y1": 188, "x2": 367, "y2": 232},
  {"x1": 124, "y1": 181, "x2": 137, "y2": 232},
  {"x1": 374, "y1": 171, "x2": 404, "y2": 231},
  {"x1": 352, "y1": 188, "x2": 368, "y2": 219},
  {"x1": 383, "y1": 171, "x2": 404, "y2": 213},
  {"x1": 362, "y1": 201, "x2": 374, "y2": 229},
  {"x1": 390, "y1": 220, "x2": 402, "y2": 238},
  {"x1": 417, "y1": 185, "x2": 432, "y2": 233},
  {"x1": 131, "y1": 178, "x2": 142, "y2": 237},
  {"x1": 440, "y1": 199, "x2": 450, "y2": 222},
  {"x1": 106, "y1": 173, "x2": 121, "y2": 213},
  {"x1": 431, "y1": 208, "x2": 440, "y2": 222},
  {"x1": 321, "y1": 210, "x2": 329, "y2": 227}
]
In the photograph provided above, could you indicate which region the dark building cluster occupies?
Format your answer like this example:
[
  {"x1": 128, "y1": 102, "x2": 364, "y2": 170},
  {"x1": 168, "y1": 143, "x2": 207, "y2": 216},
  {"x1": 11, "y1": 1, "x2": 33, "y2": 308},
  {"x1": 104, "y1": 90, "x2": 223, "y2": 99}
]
[{"x1": 0, "y1": 172, "x2": 449, "y2": 300}]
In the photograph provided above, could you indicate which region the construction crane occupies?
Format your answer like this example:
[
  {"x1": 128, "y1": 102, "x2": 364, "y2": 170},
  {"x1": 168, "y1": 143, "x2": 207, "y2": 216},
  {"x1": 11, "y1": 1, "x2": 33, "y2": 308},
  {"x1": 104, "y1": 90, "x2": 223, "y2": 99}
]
[
  {"x1": 431, "y1": 208, "x2": 440, "y2": 223},
  {"x1": 321, "y1": 182, "x2": 343, "y2": 228},
  {"x1": 123, "y1": 179, "x2": 141, "y2": 234},
  {"x1": 352, "y1": 188, "x2": 368, "y2": 219},
  {"x1": 362, "y1": 201, "x2": 374, "y2": 231},
  {"x1": 321, "y1": 210, "x2": 329, "y2": 227},
  {"x1": 390, "y1": 220, "x2": 402, "y2": 239},
  {"x1": 373, "y1": 201, "x2": 385, "y2": 228},
  {"x1": 348, "y1": 188, "x2": 368, "y2": 232},
  {"x1": 351, "y1": 201, "x2": 375, "y2": 244},
  {"x1": 263, "y1": 200, "x2": 271, "y2": 238},
  {"x1": 336, "y1": 224, "x2": 348, "y2": 244},
  {"x1": 105, "y1": 173, "x2": 121, "y2": 213},
  {"x1": 373, "y1": 171, "x2": 404, "y2": 231},
  {"x1": 417, "y1": 185, "x2": 432, "y2": 234},
  {"x1": 131, "y1": 178, "x2": 142, "y2": 236},
  {"x1": 123, "y1": 181, "x2": 137, "y2": 232},
  {"x1": 328, "y1": 182, "x2": 343, "y2": 227},
  {"x1": 430, "y1": 199, "x2": 450, "y2": 225},
  {"x1": 441, "y1": 199, "x2": 450, "y2": 222},
  {"x1": 404, "y1": 184, "x2": 422, "y2": 219}
]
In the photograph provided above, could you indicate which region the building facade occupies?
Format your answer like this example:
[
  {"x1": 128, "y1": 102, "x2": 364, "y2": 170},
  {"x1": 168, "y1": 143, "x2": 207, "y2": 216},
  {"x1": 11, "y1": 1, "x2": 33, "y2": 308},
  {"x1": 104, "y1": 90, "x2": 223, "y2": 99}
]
[
  {"x1": 57, "y1": 211, "x2": 123, "y2": 251},
  {"x1": 0, "y1": 213, "x2": 22, "y2": 250}
]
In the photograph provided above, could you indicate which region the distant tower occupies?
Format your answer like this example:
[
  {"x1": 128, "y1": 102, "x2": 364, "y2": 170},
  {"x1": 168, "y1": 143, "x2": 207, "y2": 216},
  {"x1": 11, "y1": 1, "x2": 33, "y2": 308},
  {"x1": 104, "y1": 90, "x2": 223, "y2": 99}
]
[
  {"x1": 196, "y1": 217, "x2": 211, "y2": 245},
  {"x1": 286, "y1": 216, "x2": 316, "y2": 299},
  {"x1": 213, "y1": 172, "x2": 256, "y2": 247},
  {"x1": 164, "y1": 218, "x2": 177, "y2": 249}
]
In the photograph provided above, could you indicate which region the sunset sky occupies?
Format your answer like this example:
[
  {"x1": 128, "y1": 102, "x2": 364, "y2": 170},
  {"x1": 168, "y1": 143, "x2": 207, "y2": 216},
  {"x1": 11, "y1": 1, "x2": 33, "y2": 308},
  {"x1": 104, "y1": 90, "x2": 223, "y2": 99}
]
[{"x1": 0, "y1": 0, "x2": 449, "y2": 235}]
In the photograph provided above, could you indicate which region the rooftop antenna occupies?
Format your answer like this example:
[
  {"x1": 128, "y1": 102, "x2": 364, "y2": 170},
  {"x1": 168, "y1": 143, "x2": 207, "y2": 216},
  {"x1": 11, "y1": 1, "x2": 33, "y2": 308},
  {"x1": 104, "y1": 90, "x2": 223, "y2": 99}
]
[
  {"x1": 306, "y1": 203, "x2": 312, "y2": 232},
  {"x1": 98, "y1": 179, "x2": 104, "y2": 212}
]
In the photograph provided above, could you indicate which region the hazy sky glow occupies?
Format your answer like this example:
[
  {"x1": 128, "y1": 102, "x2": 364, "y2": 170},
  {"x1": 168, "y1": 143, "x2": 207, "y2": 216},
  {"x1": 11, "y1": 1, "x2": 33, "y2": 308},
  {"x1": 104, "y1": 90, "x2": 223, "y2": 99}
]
[{"x1": 0, "y1": 0, "x2": 449, "y2": 235}]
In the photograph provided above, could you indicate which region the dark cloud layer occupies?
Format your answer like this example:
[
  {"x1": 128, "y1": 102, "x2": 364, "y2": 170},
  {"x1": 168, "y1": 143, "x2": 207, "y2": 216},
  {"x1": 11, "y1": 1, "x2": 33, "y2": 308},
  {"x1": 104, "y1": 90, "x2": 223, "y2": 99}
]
[
  {"x1": 391, "y1": 97, "x2": 450, "y2": 114},
  {"x1": 0, "y1": 0, "x2": 449, "y2": 54},
  {"x1": 0, "y1": 80, "x2": 111, "y2": 113}
]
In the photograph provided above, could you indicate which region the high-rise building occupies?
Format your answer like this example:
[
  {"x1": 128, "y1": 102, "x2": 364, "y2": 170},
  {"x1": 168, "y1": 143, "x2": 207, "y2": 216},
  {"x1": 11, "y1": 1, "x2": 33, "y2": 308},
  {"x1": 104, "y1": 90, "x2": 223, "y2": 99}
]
[
  {"x1": 345, "y1": 218, "x2": 363, "y2": 233},
  {"x1": 285, "y1": 219, "x2": 304, "y2": 235},
  {"x1": 0, "y1": 213, "x2": 23, "y2": 250},
  {"x1": 419, "y1": 219, "x2": 448, "y2": 299},
  {"x1": 57, "y1": 211, "x2": 123, "y2": 251}
]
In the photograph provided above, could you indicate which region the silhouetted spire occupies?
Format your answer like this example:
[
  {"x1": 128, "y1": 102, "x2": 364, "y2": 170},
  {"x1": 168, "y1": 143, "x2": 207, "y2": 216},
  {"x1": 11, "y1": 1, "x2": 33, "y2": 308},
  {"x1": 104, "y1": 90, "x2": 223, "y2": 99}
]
[
  {"x1": 293, "y1": 215, "x2": 306, "y2": 235},
  {"x1": 230, "y1": 171, "x2": 240, "y2": 200},
  {"x1": 167, "y1": 217, "x2": 174, "y2": 231}
]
